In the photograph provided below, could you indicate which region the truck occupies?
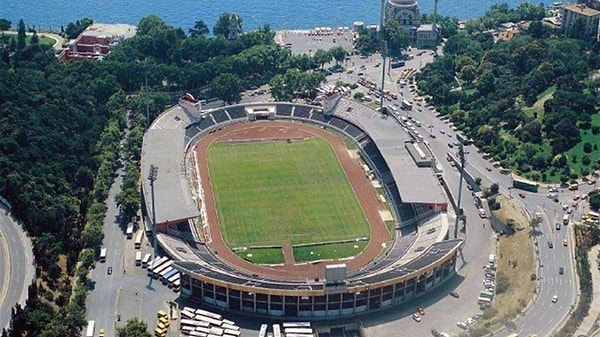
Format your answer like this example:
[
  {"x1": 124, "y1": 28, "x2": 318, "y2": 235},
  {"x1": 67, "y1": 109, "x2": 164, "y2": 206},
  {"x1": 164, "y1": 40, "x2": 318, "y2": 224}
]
[{"x1": 86, "y1": 320, "x2": 95, "y2": 337}]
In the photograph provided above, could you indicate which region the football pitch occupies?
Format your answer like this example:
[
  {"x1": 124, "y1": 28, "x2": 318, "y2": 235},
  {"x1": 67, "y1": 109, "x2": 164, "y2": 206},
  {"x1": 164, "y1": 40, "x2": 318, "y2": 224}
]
[{"x1": 207, "y1": 137, "x2": 370, "y2": 249}]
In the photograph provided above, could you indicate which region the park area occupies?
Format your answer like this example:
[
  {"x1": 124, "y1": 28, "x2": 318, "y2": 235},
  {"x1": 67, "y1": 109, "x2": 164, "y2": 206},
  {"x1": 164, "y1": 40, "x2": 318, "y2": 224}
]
[{"x1": 206, "y1": 136, "x2": 371, "y2": 264}]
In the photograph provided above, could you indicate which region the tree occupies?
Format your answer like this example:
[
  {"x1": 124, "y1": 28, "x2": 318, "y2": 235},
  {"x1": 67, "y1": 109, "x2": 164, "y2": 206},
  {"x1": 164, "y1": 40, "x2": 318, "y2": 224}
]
[
  {"x1": 117, "y1": 318, "x2": 151, "y2": 337},
  {"x1": 0, "y1": 19, "x2": 11, "y2": 35},
  {"x1": 589, "y1": 190, "x2": 600, "y2": 211},
  {"x1": 189, "y1": 20, "x2": 209, "y2": 38},
  {"x1": 16, "y1": 19, "x2": 26, "y2": 51},
  {"x1": 213, "y1": 13, "x2": 242, "y2": 39},
  {"x1": 383, "y1": 20, "x2": 410, "y2": 56},
  {"x1": 210, "y1": 73, "x2": 242, "y2": 104},
  {"x1": 311, "y1": 49, "x2": 331, "y2": 69},
  {"x1": 329, "y1": 46, "x2": 347, "y2": 65}
]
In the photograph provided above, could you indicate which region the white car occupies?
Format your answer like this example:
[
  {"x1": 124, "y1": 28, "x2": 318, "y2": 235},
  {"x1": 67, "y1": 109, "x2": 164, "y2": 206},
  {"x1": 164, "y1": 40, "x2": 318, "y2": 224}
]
[
  {"x1": 552, "y1": 295, "x2": 559, "y2": 303},
  {"x1": 457, "y1": 321, "x2": 468, "y2": 329},
  {"x1": 412, "y1": 313, "x2": 421, "y2": 322}
]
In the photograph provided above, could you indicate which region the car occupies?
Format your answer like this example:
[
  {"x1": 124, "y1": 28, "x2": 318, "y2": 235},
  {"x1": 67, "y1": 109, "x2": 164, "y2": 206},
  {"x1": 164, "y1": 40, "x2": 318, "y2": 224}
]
[
  {"x1": 439, "y1": 129, "x2": 445, "y2": 134},
  {"x1": 574, "y1": 194, "x2": 580, "y2": 200},
  {"x1": 430, "y1": 133, "x2": 436, "y2": 138},
  {"x1": 563, "y1": 238, "x2": 568, "y2": 246},
  {"x1": 412, "y1": 313, "x2": 421, "y2": 322},
  {"x1": 99, "y1": 329, "x2": 105, "y2": 337},
  {"x1": 485, "y1": 166, "x2": 492, "y2": 171},
  {"x1": 563, "y1": 204, "x2": 569, "y2": 211},
  {"x1": 552, "y1": 295, "x2": 559, "y2": 303},
  {"x1": 548, "y1": 241, "x2": 554, "y2": 249},
  {"x1": 457, "y1": 322, "x2": 468, "y2": 329},
  {"x1": 567, "y1": 207, "x2": 573, "y2": 214},
  {"x1": 450, "y1": 291, "x2": 460, "y2": 298},
  {"x1": 418, "y1": 306, "x2": 425, "y2": 315},
  {"x1": 555, "y1": 223, "x2": 561, "y2": 230},
  {"x1": 431, "y1": 329, "x2": 440, "y2": 337},
  {"x1": 107, "y1": 267, "x2": 113, "y2": 275},
  {"x1": 447, "y1": 143, "x2": 454, "y2": 148},
  {"x1": 519, "y1": 192, "x2": 526, "y2": 198},
  {"x1": 559, "y1": 267, "x2": 564, "y2": 275}
]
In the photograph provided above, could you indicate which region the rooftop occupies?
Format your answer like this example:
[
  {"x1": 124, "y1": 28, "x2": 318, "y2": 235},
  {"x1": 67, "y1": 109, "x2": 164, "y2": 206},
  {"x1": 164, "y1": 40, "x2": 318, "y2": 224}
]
[
  {"x1": 563, "y1": 3, "x2": 600, "y2": 16},
  {"x1": 82, "y1": 23, "x2": 137, "y2": 39}
]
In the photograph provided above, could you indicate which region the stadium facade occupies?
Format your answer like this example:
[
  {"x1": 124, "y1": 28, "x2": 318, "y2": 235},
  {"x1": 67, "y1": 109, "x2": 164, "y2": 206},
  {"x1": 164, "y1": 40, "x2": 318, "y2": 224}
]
[{"x1": 140, "y1": 96, "x2": 462, "y2": 319}]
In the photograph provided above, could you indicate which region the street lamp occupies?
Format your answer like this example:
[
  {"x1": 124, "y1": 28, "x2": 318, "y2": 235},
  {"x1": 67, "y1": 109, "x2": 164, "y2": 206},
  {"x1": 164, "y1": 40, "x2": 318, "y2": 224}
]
[
  {"x1": 148, "y1": 165, "x2": 158, "y2": 261},
  {"x1": 454, "y1": 144, "x2": 467, "y2": 238}
]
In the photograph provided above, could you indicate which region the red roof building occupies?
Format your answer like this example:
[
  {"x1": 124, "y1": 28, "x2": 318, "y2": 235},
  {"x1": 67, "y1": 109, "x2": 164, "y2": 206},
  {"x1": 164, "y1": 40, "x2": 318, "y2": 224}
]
[{"x1": 58, "y1": 23, "x2": 136, "y2": 61}]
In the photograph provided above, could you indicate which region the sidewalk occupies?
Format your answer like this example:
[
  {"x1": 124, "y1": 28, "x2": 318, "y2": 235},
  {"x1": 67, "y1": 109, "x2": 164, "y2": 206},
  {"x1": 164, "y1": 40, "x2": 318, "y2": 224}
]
[{"x1": 575, "y1": 245, "x2": 600, "y2": 336}]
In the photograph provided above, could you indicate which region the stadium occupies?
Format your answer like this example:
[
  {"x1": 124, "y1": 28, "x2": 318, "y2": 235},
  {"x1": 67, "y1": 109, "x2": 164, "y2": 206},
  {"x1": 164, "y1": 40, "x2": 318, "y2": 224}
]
[{"x1": 140, "y1": 92, "x2": 462, "y2": 319}]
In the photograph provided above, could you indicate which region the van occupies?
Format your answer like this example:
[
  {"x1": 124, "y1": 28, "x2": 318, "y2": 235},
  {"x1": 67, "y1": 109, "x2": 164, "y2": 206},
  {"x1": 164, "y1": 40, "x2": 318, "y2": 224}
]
[
  {"x1": 563, "y1": 214, "x2": 569, "y2": 225},
  {"x1": 478, "y1": 208, "x2": 486, "y2": 218},
  {"x1": 568, "y1": 182, "x2": 579, "y2": 190}
]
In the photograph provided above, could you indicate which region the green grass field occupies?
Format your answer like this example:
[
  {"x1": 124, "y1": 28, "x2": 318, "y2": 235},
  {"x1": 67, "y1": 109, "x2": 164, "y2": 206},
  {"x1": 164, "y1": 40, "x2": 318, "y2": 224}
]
[{"x1": 207, "y1": 137, "x2": 370, "y2": 251}]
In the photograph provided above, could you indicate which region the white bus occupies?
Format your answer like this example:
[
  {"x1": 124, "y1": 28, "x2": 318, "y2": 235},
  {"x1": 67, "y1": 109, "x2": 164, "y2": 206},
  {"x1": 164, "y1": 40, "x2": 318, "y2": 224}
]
[
  {"x1": 126, "y1": 223, "x2": 134, "y2": 239},
  {"x1": 195, "y1": 309, "x2": 222, "y2": 320},
  {"x1": 258, "y1": 324, "x2": 268, "y2": 337},
  {"x1": 181, "y1": 309, "x2": 195, "y2": 319},
  {"x1": 85, "y1": 320, "x2": 95, "y2": 337},
  {"x1": 224, "y1": 329, "x2": 241, "y2": 337},
  {"x1": 180, "y1": 319, "x2": 210, "y2": 328},
  {"x1": 401, "y1": 99, "x2": 413, "y2": 110},
  {"x1": 99, "y1": 247, "x2": 107, "y2": 263},
  {"x1": 167, "y1": 273, "x2": 180, "y2": 287},
  {"x1": 148, "y1": 257, "x2": 169, "y2": 275},
  {"x1": 588, "y1": 211, "x2": 600, "y2": 220},
  {"x1": 135, "y1": 251, "x2": 142, "y2": 266},
  {"x1": 282, "y1": 322, "x2": 311, "y2": 328},
  {"x1": 195, "y1": 314, "x2": 222, "y2": 326},
  {"x1": 161, "y1": 268, "x2": 178, "y2": 283},
  {"x1": 152, "y1": 260, "x2": 173, "y2": 278},
  {"x1": 172, "y1": 278, "x2": 181, "y2": 291},
  {"x1": 134, "y1": 231, "x2": 143, "y2": 249},
  {"x1": 141, "y1": 253, "x2": 152, "y2": 268},
  {"x1": 284, "y1": 328, "x2": 313, "y2": 335},
  {"x1": 273, "y1": 324, "x2": 282, "y2": 337}
]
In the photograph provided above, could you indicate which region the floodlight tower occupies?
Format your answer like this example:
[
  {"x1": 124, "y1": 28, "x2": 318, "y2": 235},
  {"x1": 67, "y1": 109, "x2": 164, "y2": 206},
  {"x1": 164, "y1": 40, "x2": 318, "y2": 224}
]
[
  {"x1": 454, "y1": 144, "x2": 467, "y2": 238},
  {"x1": 379, "y1": 0, "x2": 387, "y2": 113},
  {"x1": 148, "y1": 165, "x2": 159, "y2": 259}
]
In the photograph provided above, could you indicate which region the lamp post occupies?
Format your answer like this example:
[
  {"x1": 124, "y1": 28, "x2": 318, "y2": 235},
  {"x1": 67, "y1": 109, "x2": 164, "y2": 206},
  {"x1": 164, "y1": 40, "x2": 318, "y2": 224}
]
[
  {"x1": 148, "y1": 165, "x2": 158, "y2": 261},
  {"x1": 454, "y1": 144, "x2": 467, "y2": 238}
]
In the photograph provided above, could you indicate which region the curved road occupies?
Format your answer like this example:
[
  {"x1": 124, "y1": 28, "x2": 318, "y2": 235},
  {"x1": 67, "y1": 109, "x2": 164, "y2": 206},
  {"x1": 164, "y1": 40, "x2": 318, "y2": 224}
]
[{"x1": 0, "y1": 203, "x2": 35, "y2": 331}]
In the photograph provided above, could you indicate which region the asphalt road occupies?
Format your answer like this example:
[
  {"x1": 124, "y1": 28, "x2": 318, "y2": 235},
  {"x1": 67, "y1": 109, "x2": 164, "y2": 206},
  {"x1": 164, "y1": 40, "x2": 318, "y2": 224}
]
[
  {"x1": 0, "y1": 204, "x2": 35, "y2": 331},
  {"x1": 84, "y1": 166, "x2": 179, "y2": 337}
]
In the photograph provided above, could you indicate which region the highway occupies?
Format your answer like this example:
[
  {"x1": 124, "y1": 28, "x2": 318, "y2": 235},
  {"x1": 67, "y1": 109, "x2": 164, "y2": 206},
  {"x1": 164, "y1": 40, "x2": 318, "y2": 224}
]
[
  {"x1": 0, "y1": 203, "x2": 35, "y2": 331},
  {"x1": 328, "y1": 45, "x2": 582, "y2": 336}
]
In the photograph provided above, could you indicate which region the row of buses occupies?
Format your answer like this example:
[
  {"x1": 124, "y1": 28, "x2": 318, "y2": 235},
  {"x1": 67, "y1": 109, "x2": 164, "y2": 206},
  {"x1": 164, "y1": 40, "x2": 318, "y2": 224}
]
[
  {"x1": 180, "y1": 307, "x2": 241, "y2": 337},
  {"x1": 145, "y1": 256, "x2": 180, "y2": 291},
  {"x1": 259, "y1": 322, "x2": 314, "y2": 337}
]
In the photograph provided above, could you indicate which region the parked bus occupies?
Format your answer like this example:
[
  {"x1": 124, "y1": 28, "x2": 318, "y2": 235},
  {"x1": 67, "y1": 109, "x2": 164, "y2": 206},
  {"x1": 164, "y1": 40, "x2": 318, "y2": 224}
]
[
  {"x1": 167, "y1": 273, "x2": 180, "y2": 287},
  {"x1": 587, "y1": 211, "x2": 600, "y2": 220},
  {"x1": 180, "y1": 319, "x2": 210, "y2": 328},
  {"x1": 134, "y1": 231, "x2": 143, "y2": 249},
  {"x1": 390, "y1": 60, "x2": 405, "y2": 69},
  {"x1": 512, "y1": 176, "x2": 539, "y2": 193},
  {"x1": 85, "y1": 320, "x2": 95, "y2": 337},
  {"x1": 135, "y1": 251, "x2": 142, "y2": 266},
  {"x1": 225, "y1": 329, "x2": 241, "y2": 336},
  {"x1": 180, "y1": 309, "x2": 195, "y2": 319},
  {"x1": 147, "y1": 257, "x2": 169, "y2": 277},
  {"x1": 258, "y1": 324, "x2": 268, "y2": 337},
  {"x1": 141, "y1": 253, "x2": 152, "y2": 268},
  {"x1": 282, "y1": 323, "x2": 311, "y2": 328},
  {"x1": 161, "y1": 268, "x2": 178, "y2": 284},
  {"x1": 401, "y1": 99, "x2": 413, "y2": 110},
  {"x1": 283, "y1": 328, "x2": 313, "y2": 335},
  {"x1": 195, "y1": 314, "x2": 222, "y2": 326},
  {"x1": 273, "y1": 324, "x2": 282, "y2": 337},
  {"x1": 153, "y1": 260, "x2": 173, "y2": 278},
  {"x1": 195, "y1": 309, "x2": 222, "y2": 320},
  {"x1": 172, "y1": 278, "x2": 181, "y2": 292},
  {"x1": 126, "y1": 223, "x2": 134, "y2": 239},
  {"x1": 99, "y1": 247, "x2": 107, "y2": 263}
]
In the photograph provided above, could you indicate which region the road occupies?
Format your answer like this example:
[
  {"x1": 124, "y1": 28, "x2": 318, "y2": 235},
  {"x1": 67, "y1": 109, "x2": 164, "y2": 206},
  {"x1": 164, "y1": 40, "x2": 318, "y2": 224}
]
[
  {"x1": 0, "y1": 204, "x2": 35, "y2": 331},
  {"x1": 84, "y1": 164, "x2": 180, "y2": 337}
]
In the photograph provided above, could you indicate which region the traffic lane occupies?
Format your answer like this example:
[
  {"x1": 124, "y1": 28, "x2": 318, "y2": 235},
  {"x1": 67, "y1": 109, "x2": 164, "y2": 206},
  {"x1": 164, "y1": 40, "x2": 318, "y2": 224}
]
[{"x1": 0, "y1": 209, "x2": 32, "y2": 331}]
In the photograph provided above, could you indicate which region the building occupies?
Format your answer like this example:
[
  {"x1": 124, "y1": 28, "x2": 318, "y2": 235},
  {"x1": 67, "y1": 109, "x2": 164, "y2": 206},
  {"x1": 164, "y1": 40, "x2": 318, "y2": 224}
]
[
  {"x1": 58, "y1": 23, "x2": 136, "y2": 61},
  {"x1": 385, "y1": 0, "x2": 440, "y2": 48},
  {"x1": 560, "y1": 3, "x2": 600, "y2": 40}
]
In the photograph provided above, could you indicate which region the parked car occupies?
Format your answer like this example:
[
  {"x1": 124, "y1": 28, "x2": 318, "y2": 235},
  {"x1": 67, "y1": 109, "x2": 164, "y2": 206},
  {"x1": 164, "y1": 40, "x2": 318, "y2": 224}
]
[
  {"x1": 457, "y1": 322, "x2": 468, "y2": 329},
  {"x1": 555, "y1": 223, "x2": 561, "y2": 230},
  {"x1": 548, "y1": 241, "x2": 554, "y2": 249},
  {"x1": 412, "y1": 313, "x2": 422, "y2": 322},
  {"x1": 431, "y1": 329, "x2": 440, "y2": 337},
  {"x1": 450, "y1": 291, "x2": 460, "y2": 298},
  {"x1": 418, "y1": 307, "x2": 425, "y2": 315},
  {"x1": 559, "y1": 267, "x2": 564, "y2": 275},
  {"x1": 107, "y1": 266, "x2": 113, "y2": 275}
]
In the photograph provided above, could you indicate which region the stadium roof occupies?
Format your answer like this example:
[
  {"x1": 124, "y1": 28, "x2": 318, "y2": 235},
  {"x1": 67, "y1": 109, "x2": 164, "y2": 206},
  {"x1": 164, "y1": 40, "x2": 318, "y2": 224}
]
[
  {"x1": 141, "y1": 109, "x2": 200, "y2": 225},
  {"x1": 334, "y1": 99, "x2": 446, "y2": 204}
]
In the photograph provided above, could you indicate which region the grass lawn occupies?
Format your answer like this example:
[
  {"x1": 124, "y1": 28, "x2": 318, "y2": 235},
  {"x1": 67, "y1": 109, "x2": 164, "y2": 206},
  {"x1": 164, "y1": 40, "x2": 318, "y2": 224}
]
[
  {"x1": 235, "y1": 247, "x2": 284, "y2": 265},
  {"x1": 207, "y1": 137, "x2": 370, "y2": 250},
  {"x1": 293, "y1": 241, "x2": 368, "y2": 262},
  {"x1": 521, "y1": 85, "x2": 555, "y2": 120},
  {"x1": 566, "y1": 114, "x2": 600, "y2": 175}
]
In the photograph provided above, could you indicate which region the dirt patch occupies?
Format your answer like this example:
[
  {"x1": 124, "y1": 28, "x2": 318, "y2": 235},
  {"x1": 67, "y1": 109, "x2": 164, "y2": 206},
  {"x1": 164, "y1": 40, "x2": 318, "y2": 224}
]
[
  {"x1": 478, "y1": 195, "x2": 536, "y2": 331},
  {"x1": 193, "y1": 121, "x2": 393, "y2": 280}
]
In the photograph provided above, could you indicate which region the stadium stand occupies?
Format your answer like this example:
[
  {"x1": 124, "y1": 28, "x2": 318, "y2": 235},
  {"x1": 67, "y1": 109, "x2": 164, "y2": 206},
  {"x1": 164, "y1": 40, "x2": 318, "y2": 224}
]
[
  {"x1": 293, "y1": 106, "x2": 311, "y2": 119},
  {"x1": 211, "y1": 109, "x2": 231, "y2": 124},
  {"x1": 276, "y1": 104, "x2": 294, "y2": 116},
  {"x1": 226, "y1": 106, "x2": 247, "y2": 120}
]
